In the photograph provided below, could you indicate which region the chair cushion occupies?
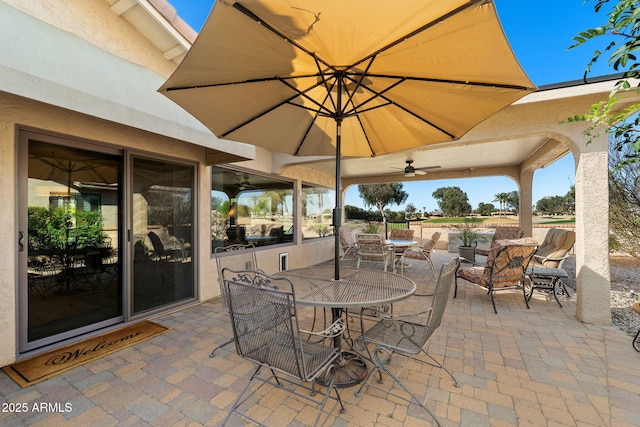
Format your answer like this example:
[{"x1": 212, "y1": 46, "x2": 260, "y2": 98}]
[
  {"x1": 483, "y1": 237, "x2": 537, "y2": 287},
  {"x1": 476, "y1": 227, "x2": 524, "y2": 256},
  {"x1": 403, "y1": 232, "x2": 440, "y2": 259},
  {"x1": 389, "y1": 228, "x2": 414, "y2": 240},
  {"x1": 457, "y1": 265, "x2": 489, "y2": 287},
  {"x1": 534, "y1": 229, "x2": 575, "y2": 268}
]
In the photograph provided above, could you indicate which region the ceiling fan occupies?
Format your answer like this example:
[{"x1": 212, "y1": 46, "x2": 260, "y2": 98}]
[
  {"x1": 234, "y1": 173, "x2": 255, "y2": 190},
  {"x1": 394, "y1": 160, "x2": 440, "y2": 177}
]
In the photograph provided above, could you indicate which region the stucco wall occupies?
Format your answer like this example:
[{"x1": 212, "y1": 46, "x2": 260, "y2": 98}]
[
  {"x1": 0, "y1": 91, "x2": 335, "y2": 364},
  {"x1": 0, "y1": 93, "x2": 210, "y2": 365}
]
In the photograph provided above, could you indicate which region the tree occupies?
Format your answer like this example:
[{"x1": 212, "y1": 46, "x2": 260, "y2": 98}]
[
  {"x1": 493, "y1": 192, "x2": 511, "y2": 217},
  {"x1": 568, "y1": 0, "x2": 640, "y2": 166},
  {"x1": 432, "y1": 186, "x2": 471, "y2": 217},
  {"x1": 357, "y1": 183, "x2": 408, "y2": 224},
  {"x1": 476, "y1": 202, "x2": 495, "y2": 216},
  {"x1": 506, "y1": 191, "x2": 520, "y2": 213},
  {"x1": 535, "y1": 195, "x2": 568, "y2": 216},
  {"x1": 405, "y1": 203, "x2": 417, "y2": 219},
  {"x1": 564, "y1": 185, "x2": 576, "y2": 215},
  {"x1": 609, "y1": 136, "x2": 640, "y2": 259}
]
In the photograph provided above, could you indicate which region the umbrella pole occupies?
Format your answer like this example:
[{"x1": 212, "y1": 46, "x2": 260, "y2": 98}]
[{"x1": 333, "y1": 119, "x2": 342, "y2": 282}]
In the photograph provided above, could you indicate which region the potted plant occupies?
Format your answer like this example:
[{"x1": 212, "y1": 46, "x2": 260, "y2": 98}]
[{"x1": 450, "y1": 219, "x2": 487, "y2": 262}]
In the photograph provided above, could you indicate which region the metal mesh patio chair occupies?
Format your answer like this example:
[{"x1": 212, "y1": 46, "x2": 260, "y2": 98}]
[
  {"x1": 455, "y1": 238, "x2": 538, "y2": 313},
  {"x1": 209, "y1": 243, "x2": 260, "y2": 357},
  {"x1": 222, "y1": 268, "x2": 346, "y2": 427},
  {"x1": 354, "y1": 258, "x2": 460, "y2": 427}
]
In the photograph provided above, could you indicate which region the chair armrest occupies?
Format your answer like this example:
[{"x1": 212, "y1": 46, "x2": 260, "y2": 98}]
[
  {"x1": 363, "y1": 306, "x2": 434, "y2": 321},
  {"x1": 300, "y1": 318, "x2": 345, "y2": 338},
  {"x1": 456, "y1": 256, "x2": 485, "y2": 267},
  {"x1": 533, "y1": 254, "x2": 570, "y2": 263}
]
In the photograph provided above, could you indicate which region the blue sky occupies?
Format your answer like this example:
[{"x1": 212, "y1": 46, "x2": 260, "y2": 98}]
[{"x1": 168, "y1": 0, "x2": 615, "y2": 212}]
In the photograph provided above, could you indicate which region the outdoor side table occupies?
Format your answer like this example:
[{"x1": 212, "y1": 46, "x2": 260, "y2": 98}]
[
  {"x1": 526, "y1": 266, "x2": 570, "y2": 308},
  {"x1": 276, "y1": 266, "x2": 416, "y2": 388}
]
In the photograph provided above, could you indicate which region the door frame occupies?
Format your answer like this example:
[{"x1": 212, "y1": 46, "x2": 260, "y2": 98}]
[{"x1": 126, "y1": 151, "x2": 199, "y2": 320}]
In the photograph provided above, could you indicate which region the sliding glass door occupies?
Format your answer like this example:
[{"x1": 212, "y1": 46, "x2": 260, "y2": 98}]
[
  {"x1": 18, "y1": 132, "x2": 197, "y2": 353},
  {"x1": 19, "y1": 136, "x2": 123, "y2": 351}
]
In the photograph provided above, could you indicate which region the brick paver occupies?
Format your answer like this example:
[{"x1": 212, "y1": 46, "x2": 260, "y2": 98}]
[{"x1": 1, "y1": 251, "x2": 639, "y2": 426}]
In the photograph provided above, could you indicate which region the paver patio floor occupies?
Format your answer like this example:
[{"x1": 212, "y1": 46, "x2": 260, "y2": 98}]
[{"x1": 2, "y1": 251, "x2": 639, "y2": 426}]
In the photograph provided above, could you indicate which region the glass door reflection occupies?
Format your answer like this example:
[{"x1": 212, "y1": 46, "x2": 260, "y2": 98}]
[
  {"x1": 131, "y1": 157, "x2": 195, "y2": 314},
  {"x1": 26, "y1": 140, "x2": 123, "y2": 346}
]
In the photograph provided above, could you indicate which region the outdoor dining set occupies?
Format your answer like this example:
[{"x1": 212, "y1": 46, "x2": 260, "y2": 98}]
[{"x1": 209, "y1": 226, "x2": 575, "y2": 426}]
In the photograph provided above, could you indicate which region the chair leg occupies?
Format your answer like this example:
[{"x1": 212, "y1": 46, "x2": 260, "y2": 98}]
[
  {"x1": 421, "y1": 351, "x2": 460, "y2": 388},
  {"x1": 489, "y1": 286, "x2": 498, "y2": 314},
  {"x1": 522, "y1": 278, "x2": 530, "y2": 309},
  {"x1": 355, "y1": 348, "x2": 442, "y2": 427},
  {"x1": 633, "y1": 328, "x2": 640, "y2": 352},
  {"x1": 551, "y1": 277, "x2": 564, "y2": 307},
  {"x1": 209, "y1": 337, "x2": 235, "y2": 358},
  {"x1": 426, "y1": 257, "x2": 437, "y2": 278},
  {"x1": 453, "y1": 276, "x2": 458, "y2": 298}
]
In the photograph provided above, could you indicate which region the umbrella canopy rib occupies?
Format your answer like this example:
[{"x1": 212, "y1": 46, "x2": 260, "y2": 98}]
[
  {"x1": 350, "y1": 0, "x2": 486, "y2": 70},
  {"x1": 231, "y1": 2, "x2": 334, "y2": 71}
]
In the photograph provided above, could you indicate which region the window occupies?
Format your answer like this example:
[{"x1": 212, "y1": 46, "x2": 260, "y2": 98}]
[
  {"x1": 211, "y1": 167, "x2": 294, "y2": 250},
  {"x1": 302, "y1": 184, "x2": 335, "y2": 240}
]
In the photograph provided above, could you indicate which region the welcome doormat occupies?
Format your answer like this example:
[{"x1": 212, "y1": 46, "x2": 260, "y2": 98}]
[{"x1": 2, "y1": 321, "x2": 170, "y2": 388}]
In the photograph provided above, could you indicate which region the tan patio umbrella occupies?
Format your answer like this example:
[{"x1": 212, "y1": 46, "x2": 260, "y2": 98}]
[{"x1": 159, "y1": 0, "x2": 536, "y2": 279}]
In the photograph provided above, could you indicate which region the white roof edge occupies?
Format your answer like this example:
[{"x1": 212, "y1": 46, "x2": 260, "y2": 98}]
[{"x1": 517, "y1": 77, "x2": 638, "y2": 104}]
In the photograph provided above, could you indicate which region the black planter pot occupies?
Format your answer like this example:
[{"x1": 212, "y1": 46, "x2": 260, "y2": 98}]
[{"x1": 458, "y1": 245, "x2": 475, "y2": 263}]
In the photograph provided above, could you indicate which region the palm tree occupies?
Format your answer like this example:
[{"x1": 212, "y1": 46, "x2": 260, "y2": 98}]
[{"x1": 493, "y1": 192, "x2": 510, "y2": 217}]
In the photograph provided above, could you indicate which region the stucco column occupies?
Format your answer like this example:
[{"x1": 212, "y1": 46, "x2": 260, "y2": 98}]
[
  {"x1": 574, "y1": 133, "x2": 611, "y2": 325},
  {"x1": 519, "y1": 169, "x2": 533, "y2": 237}
]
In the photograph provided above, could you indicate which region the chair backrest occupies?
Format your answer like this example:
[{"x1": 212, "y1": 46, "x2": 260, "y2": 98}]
[
  {"x1": 147, "y1": 231, "x2": 165, "y2": 252},
  {"x1": 424, "y1": 257, "x2": 459, "y2": 343},
  {"x1": 356, "y1": 233, "x2": 388, "y2": 256},
  {"x1": 268, "y1": 225, "x2": 284, "y2": 242},
  {"x1": 223, "y1": 268, "x2": 309, "y2": 380},
  {"x1": 214, "y1": 244, "x2": 258, "y2": 309},
  {"x1": 485, "y1": 238, "x2": 538, "y2": 288},
  {"x1": 422, "y1": 231, "x2": 441, "y2": 252},
  {"x1": 339, "y1": 227, "x2": 357, "y2": 249},
  {"x1": 536, "y1": 229, "x2": 575, "y2": 268},
  {"x1": 493, "y1": 226, "x2": 524, "y2": 241},
  {"x1": 389, "y1": 228, "x2": 414, "y2": 240}
]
